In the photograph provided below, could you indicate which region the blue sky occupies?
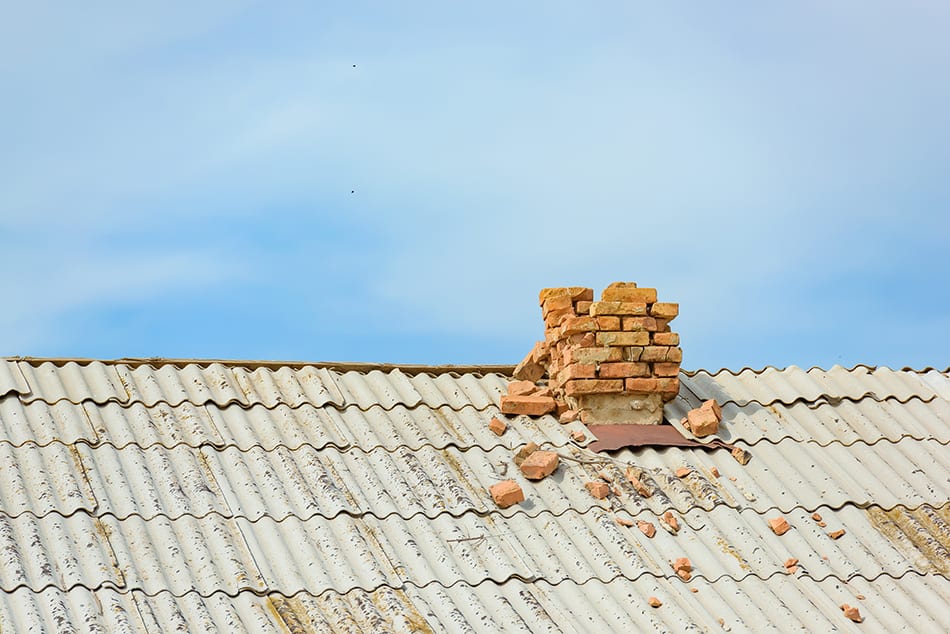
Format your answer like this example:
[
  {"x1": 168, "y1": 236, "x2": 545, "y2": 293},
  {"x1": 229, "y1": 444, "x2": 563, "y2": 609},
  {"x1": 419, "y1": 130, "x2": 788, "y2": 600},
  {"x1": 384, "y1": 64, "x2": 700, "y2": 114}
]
[{"x1": 1, "y1": 2, "x2": 948, "y2": 370}]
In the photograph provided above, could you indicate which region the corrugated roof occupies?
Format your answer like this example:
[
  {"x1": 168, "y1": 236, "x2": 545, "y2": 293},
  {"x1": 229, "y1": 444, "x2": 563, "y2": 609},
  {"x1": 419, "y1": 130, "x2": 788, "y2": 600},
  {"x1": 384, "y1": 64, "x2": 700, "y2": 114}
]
[{"x1": 0, "y1": 359, "x2": 947, "y2": 632}]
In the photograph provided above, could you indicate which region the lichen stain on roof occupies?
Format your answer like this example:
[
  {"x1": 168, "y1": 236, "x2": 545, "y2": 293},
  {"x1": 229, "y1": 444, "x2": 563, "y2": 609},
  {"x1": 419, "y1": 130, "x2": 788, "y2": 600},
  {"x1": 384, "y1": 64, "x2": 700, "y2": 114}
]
[{"x1": 0, "y1": 358, "x2": 947, "y2": 631}]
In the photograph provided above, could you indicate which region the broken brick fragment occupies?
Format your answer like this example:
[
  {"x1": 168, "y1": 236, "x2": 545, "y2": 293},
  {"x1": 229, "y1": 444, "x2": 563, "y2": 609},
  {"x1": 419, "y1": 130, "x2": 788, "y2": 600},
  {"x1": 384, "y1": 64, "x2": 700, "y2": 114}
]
[
  {"x1": 488, "y1": 417, "x2": 507, "y2": 436},
  {"x1": 840, "y1": 604, "x2": 863, "y2": 623},
  {"x1": 519, "y1": 451, "x2": 559, "y2": 480},
  {"x1": 513, "y1": 342, "x2": 548, "y2": 382},
  {"x1": 662, "y1": 511, "x2": 680, "y2": 534},
  {"x1": 812, "y1": 512, "x2": 822, "y2": 522},
  {"x1": 818, "y1": 521, "x2": 827, "y2": 527},
  {"x1": 585, "y1": 481, "x2": 610, "y2": 499},
  {"x1": 685, "y1": 406, "x2": 720, "y2": 438},
  {"x1": 647, "y1": 597, "x2": 662, "y2": 608},
  {"x1": 690, "y1": 587, "x2": 698, "y2": 593},
  {"x1": 513, "y1": 442, "x2": 539, "y2": 466},
  {"x1": 769, "y1": 516, "x2": 790, "y2": 536},
  {"x1": 489, "y1": 480, "x2": 524, "y2": 508},
  {"x1": 675, "y1": 467, "x2": 692, "y2": 478},
  {"x1": 671, "y1": 557, "x2": 692, "y2": 581},
  {"x1": 500, "y1": 395, "x2": 556, "y2": 417},
  {"x1": 828, "y1": 529, "x2": 846, "y2": 540},
  {"x1": 569, "y1": 430, "x2": 586, "y2": 442},
  {"x1": 625, "y1": 467, "x2": 653, "y2": 498},
  {"x1": 710, "y1": 467, "x2": 720, "y2": 478},
  {"x1": 637, "y1": 520, "x2": 656, "y2": 538},
  {"x1": 701, "y1": 399, "x2": 722, "y2": 421},
  {"x1": 615, "y1": 516, "x2": 634, "y2": 527},
  {"x1": 559, "y1": 409, "x2": 580, "y2": 424},
  {"x1": 507, "y1": 380, "x2": 538, "y2": 396},
  {"x1": 731, "y1": 447, "x2": 751, "y2": 465},
  {"x1": 784, "y1": 558, "x2": 799, "y2": 568}
]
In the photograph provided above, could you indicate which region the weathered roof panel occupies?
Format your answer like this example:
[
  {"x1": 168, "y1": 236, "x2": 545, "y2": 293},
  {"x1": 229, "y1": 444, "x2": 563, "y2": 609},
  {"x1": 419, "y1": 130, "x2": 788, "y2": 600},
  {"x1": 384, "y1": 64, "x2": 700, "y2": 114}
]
[{"x1": 0, "y1": 358, "x2": 946, "y2": 632}]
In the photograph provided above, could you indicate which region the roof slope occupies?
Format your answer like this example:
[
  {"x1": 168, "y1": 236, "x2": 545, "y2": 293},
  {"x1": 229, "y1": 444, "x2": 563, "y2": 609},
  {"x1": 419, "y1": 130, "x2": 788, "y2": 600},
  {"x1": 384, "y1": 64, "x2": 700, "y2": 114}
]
[{"x1": 0, "y1": 359, "x2": 947, "y2": 632}]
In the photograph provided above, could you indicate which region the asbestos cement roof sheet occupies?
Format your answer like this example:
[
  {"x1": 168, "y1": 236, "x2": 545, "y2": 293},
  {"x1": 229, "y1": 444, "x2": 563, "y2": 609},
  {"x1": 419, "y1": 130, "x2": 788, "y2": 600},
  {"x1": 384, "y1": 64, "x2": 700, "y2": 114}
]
[{"x1": 0, "y1": 358, "x2": 947, "y2": 632}]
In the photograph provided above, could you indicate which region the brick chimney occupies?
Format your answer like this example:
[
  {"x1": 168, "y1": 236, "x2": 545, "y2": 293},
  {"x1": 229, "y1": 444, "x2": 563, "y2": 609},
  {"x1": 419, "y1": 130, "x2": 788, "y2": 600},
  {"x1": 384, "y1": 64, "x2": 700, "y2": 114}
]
[{"x1": 515, "y1": 282, "x2": 681, "y2": 425}]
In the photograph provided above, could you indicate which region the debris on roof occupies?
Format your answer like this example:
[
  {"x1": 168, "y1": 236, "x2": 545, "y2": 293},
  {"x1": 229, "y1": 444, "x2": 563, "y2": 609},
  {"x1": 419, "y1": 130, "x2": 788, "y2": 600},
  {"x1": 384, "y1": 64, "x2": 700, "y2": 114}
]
[{"x1": 0, "y1": 357, "x2": 947, "y2": 631}]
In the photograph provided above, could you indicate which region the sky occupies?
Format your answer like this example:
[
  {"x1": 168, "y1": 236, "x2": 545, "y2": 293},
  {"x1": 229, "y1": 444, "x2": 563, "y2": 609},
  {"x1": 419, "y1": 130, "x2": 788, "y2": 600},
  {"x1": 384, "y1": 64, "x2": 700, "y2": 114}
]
[{"x1": 1, "y1": 2, "x2": 948, "y2": 371}]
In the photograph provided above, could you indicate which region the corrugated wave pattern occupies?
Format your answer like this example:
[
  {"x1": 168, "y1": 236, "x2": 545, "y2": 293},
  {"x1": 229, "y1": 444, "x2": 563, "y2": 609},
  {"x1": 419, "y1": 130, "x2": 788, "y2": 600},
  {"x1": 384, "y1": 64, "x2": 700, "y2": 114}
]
[{"x1": 0, "y1": 358, "x2": 947, "y2": 632}]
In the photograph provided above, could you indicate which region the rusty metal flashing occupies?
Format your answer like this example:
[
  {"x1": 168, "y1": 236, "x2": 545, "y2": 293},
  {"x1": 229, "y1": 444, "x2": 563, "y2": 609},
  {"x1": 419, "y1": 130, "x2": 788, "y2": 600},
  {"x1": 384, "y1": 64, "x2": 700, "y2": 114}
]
[{"x1": 586, "y1": 423, "x2": 737, "y2": 453}]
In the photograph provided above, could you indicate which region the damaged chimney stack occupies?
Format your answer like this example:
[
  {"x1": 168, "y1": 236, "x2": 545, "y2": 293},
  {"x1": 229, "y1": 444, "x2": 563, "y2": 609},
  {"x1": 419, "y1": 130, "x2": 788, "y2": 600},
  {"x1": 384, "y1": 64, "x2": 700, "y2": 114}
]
[{"x1": 515, "y1": 282, "x2": 681, "y2": 425}]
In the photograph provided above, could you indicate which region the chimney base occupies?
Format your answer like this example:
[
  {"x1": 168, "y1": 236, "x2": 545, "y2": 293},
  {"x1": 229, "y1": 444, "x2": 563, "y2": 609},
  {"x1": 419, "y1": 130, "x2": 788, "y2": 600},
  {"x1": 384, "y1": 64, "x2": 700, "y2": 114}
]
[{"x1": 572, "y1": 393, "x2": 664, "y2": 425}]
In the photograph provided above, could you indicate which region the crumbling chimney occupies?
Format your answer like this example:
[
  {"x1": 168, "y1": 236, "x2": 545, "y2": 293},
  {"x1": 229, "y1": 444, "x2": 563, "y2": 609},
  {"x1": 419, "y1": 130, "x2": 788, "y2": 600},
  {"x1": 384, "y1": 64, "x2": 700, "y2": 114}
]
[{"x1": 514, "y1": 282, "x2": 681, "y2": 425}]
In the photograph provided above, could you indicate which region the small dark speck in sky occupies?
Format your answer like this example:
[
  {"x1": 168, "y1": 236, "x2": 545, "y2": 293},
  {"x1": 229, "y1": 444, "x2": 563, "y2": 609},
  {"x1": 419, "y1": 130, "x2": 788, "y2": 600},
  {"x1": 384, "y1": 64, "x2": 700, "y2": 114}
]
[
  {"x1": 352, "y1": 64, "x2": 357, "y2": 68},
  {"x1": 350, "y1": 190, "x2": 355, "y2": 194}
]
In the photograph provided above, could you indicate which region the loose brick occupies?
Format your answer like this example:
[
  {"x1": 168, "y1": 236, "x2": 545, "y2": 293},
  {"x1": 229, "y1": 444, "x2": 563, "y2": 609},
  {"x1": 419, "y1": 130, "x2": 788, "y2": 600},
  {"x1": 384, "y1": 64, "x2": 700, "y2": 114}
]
[
  {"x1": 501, "y1": 395, "x2": 556, "y2": 416},
  {"x1": 625, "y1": 378, "x2": 658, "y2": 392},
  {"x1": 647, "y1": 597, "x2": 662, "y2": 608},
  {"x1": 594, "y1": 316, "x2": 621, "y2": 330},
  {"x1": 710, "y1": 467, "x2": 720, "y2": 478},
  {"x1": 602, "y1": 286, "x2": 657, "y2": 303},
  {"x1": 513, "y1": 344, "x2": 546, "y2": 382},
  {"x1": 637, "y1": 520, "x2": 656, "y2": 538},
  {"x1": 701, "y1": 399, "x2": 723, "y2": 421},
  {"x1": 656, "y1": 378, "x2": 680, "y2": 397},
  {"x1": 575, "y1": 300, "x2": 592, "y2": 314},
  {"x1": 653, "y1": 362, "x2": 680, "y2": 377},
  {"x1": 840, "y1": 605, "x2": 863, "y2": 623},
  {"x1": 489, "y1": 480, "x2": 524, "y2": 508},
  {"x1": 769, "y1": 516, "x2": 790, "y2": 536},
  {"x1": 558, "y1": 363, "x2": 597, "y2": 382},
  {"x1": 559, "y1": 409, "x2": 580, "y2": 424},
  {"x1": 488, "y1": 417, "x2": 507, "y2": 436},
  {"x1": 615, "y1": 516, "x2": 634, "y2": 527},
  {"x1": 640, "y1": 346, "x2": 670, "y2": 362},
  {"x1": 675, "y1": 467, "x2": 692, "y2": 478},
  {"x1": 513, "y1": 442, "x2": 539, "y2": 466},
  {"x1": 731, "y1": 447, "x2": 751, "y2": 464},
  {"x1": 652, "y1": 331, "x2": 680, "y2": 346},
  {"x1": 812, "y1": 512, "x2": 822, "y2": 522},
  {"x1": 818, "y1": 521, "x2": 827, "y2": 527},
  {"x1": 542, "y1": 295, "x2": 573, "y2": 317},
  {"x1": 589, "y1": 301, "x2": 648, "y2": 316},
  {"x1": 544, "y1": 310, "x2": 572, "y2": 329},
  {"x1": 662, "y1": 511, "x2": 680, "y2": 534},
  {"x1": 649, "y1": 302, "x2": 679, "y2": 319},
  {"x1": 539, "y1": 287, "x2": 592, "y2": 305},
  {"x1": 671, "y1": 557, "x2": 692, "y2": 581},
  {"x1": 570, "y1": 429, "x2": 586, "y2": 442},
  {"x1": 520, "y1": 450, "x2": 559, "y2": 480},
  {"x1": 559, "y1": 315, "x2": 598, "y2": 337},
  {"x1": 598, "y1": 362, "x2": 649, "y2": 379},
  {"x1": 784, "y1": 558, "x2": 799, "y2": 569},
  {"x1": 564, "y1": 379, "x2": 624, "y2": 395},
  {"x1": 563, "y1": 346, "x2": 623, "y2": 365},
  {"x1": 585, "y1": 481, "x2": 610, "y2": 499},
  {"x1": 655, "y1": 318, "x2": 671, "y2": 332},
  {"x1": 597, "y1": 331, "x2": 649, "y2": 347},
  {"x1": 686, "y1": 406, "x2": 719, "y2": 437},
  {"x1": 828, "y1": 529, "x2": 846, "y2": 540},
  {"x1": 666, "y1": 347, "x2": 683, "y2": 363},
  {"x1": 622, "y1": 316, "x2": 658, "y2": 331},
  {"x1": 507, "y1": 380, "x2": 538, "y2": 396}
]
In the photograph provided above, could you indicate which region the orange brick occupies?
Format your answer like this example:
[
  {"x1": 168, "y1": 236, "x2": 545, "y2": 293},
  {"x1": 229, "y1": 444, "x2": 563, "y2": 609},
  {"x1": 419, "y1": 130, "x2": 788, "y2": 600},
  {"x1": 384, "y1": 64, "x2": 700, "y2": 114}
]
[
  {"x1": 585, "y1": 481, "x2": 610, "y2": 499},
  {"x1": 769, "y1": 516, "x2": 790, "y2": 536},
  {"x1": 652, "y1": 331, "x2": 679, "y2": 346},
  {"x1": 489, "y1": 480, "x2": 525, "y2": 508},
  {"x1": 622, "y1": 346, "x2": 644, "y2": 361},
  {"x1": 649, "y1": 302, "x2": 678, "y2": 319},
  {"x1": 500, "y1": 395, "x2": 556, "y2": 416},
  {"x1": 574, "y1": 300, "x2": 592, "y2": 314},
  {"x1": 653, "y1": 362, "x2": 680, "y2": 377},
  {"x1": 589, "y1": 301, "x2": 648, "y2": 316},
  {"x1": 563, "y1": 347, "x2": 623, "y2": 365},
  {"x1": 602, "y1": 286, "x2": 657, "y2": 303},
  {"x1": 520, "y1": 450, "x2": 559, "y2": 480},
  {"x1": 507, "y1": 380, "x2": 538, "y2": 396},
  {"x1": 656, "y1": 377, "x2": 680, "y2": 397},
  {"x1": 594, "y1": 316, "x2": 621, "y2": 330},
  {"x1": 622, "y1": 316, "x2": 657, "y2": 331},
  {"x1": 598, "y1": 362, "x2": 649, "y2": 378},
  {"x1": 596, "y1": 331, "x2": 649, "y2": 347},
  {"x1": 542, "y1": 295, "x2": 573, "y2": 316},
  {"x1": 666, "y1": 347, "x2": 683, "y2": 363},
  {"x1": 539, "y1": 287, "x2": 593, "y2": 305},
  {"x1": 647, "y1": 597, "x2": 662, "y2": 608},
  {"x1": 655, "y1": 318, "x2": 671, "y2": 332},
  {"x1": 559, "y1": 315, "x2": 598, "y2": 337},
  {"x1": 488, "y1": 416, "x2": 507, "y2": 436},
  {"x1": 640, "y1": 346, "x2": 670, "y2": 362},
  {"x1": 513, "y1": 442, "x2": 539, "y2": 466},
  {"x1": 543, "y1": 311, "x2": 572, "y2": 329},
  {"x1": 637, "y1": 520, "x2": 656, "y2": 538},
  {"x1": 625, "y1": 378, "x2": 658, "y2": 392},
  {"x1": 564, "y1": 379, "x2": 624, "y2": 395},
  {"x1": 558, "y1": 363, "x2": 597, "y2": 381}
]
